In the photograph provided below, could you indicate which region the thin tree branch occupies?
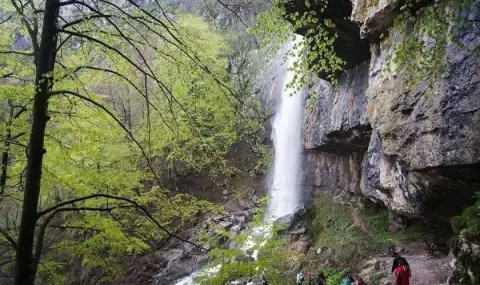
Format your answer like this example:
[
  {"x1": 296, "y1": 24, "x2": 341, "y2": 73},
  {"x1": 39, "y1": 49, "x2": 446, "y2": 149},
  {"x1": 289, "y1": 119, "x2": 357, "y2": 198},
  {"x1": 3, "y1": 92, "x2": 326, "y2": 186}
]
[
  {"x1": 36, "y1": 193, "x2": 208, "y2": 250},
  {"x1": 0, "y1": 14, "x2": 13, "y2": 25},
  {"x1": 10, "y1": 0, "x2": 40, "y2": 57},
  {"x1": 216, "y1": 0, "x2": 250, "y2": 28},
  {"x1": 61, "y1": 14, "x2": 112, "y2": 29},
  {"x1": 0, "y1": 228, "x2": 16, "y2": 248},
  {"x1": 0, "y1": 72, "x2": 14, "y2": 79},
  {"x1": 48, "y1": 90, "x2": 164, "y2": 188},
  {"x1": 0, "y1": 259, "x2": 14, "y2": 268},
  {"x1": 0, "y1": 50, "x2": 35, "y2": 56}
]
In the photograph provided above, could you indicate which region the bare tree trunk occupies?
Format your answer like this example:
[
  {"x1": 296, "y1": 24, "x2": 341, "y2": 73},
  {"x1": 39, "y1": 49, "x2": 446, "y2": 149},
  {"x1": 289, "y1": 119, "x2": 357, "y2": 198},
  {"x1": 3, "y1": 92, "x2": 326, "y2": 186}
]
[
  {"x1": 0, "y1": 102, "x2": 14, "y2": 194},
  {"x1": 14, "y1": 0, "x2": 59, "y2": 284}
]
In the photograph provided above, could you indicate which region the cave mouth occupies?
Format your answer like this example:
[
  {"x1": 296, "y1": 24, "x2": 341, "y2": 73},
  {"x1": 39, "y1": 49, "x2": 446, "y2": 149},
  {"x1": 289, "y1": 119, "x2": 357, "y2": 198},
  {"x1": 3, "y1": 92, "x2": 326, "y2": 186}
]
[
  {"x1": 419, "y1": 162, "x2": 480, "y2": 223},
  {"x1": 363, "y1": 199, "x2": 453, "y2": 250},
  {"x1": 283, "y1": 0, "x2": 371, "y2": 80}
]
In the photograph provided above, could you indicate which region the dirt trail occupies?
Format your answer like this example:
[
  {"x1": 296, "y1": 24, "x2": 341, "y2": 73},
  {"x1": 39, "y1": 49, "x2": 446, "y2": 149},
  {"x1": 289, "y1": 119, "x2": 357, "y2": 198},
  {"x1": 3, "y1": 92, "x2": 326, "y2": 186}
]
[{"x1": 360, "y1": 243, "x2": 452, "y2": 285}]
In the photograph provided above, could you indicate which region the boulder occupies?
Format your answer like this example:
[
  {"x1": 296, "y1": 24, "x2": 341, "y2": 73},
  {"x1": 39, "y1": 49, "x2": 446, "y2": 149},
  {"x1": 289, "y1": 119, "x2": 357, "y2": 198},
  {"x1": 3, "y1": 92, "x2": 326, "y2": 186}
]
[
  {"x1": 229, "y1": 225, "x2": 242, "y2": 235},
  {"x1": 218, "y1": 221, "x2": 233, "y2": 230},
  {"x1": 289, "y1": 239, "x2": 310, "y2": 254}
]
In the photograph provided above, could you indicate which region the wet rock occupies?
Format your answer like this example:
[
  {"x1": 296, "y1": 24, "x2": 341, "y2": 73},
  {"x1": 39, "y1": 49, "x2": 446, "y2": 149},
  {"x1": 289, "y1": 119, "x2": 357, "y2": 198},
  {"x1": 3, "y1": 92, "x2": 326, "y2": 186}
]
[
  {"x1": 274, "y1": 214, "x2": 294, "y2": 226},
  {"x1": 152, "y1": 244, "x2": 208, "y2": 285},
  {"x1": 291, "y1": 222, "x2": 306, "y2": 236},
  {"x1": 274, "y1": 207, "x2": 307, "y2": 228},
  {"x1": 229, "y1": 241, "x2": 238, "y2": 250},
  {"x1": 218, "y1": 221, "x2": 233, "y2": 230},
  {"x1": 252, "y1": 195, "x2": 261, "y2": 206},
  {"x1": 213, "y1": 215, "x2": 225, "y2": 222},
  {"x1": 143, "y1": 205, "x2": 260, "y2": 284},
  {"x1": 229, "y1": 225, "x2": 242, "y2": 235},
  {"x1": 289, "y1": 238, "x2": 310, "y2": 254},
  {"x1": 235, "y1": 214, "x2": 247, "y2": 225}
]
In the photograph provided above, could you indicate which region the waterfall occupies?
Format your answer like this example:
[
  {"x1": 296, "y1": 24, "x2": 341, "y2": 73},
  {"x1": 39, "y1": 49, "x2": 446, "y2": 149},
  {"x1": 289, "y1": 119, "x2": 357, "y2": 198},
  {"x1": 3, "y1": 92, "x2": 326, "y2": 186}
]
[
  {"x1": 267, "y1": 35, "x2": 305, "y2": 221},
  {"x1": 172, "y1": 35, "x2": 305, "y2": 285}
]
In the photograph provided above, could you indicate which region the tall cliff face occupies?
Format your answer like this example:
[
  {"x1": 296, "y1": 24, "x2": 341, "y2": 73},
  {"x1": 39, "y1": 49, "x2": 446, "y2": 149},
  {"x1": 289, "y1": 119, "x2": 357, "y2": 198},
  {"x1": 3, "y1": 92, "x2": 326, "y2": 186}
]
[
  {"x1": 301, "y1": 0, "x2": 480, "y2": 224},
  {"x1": 299, "y1": 2, "x2": 480, "y2": 280}
]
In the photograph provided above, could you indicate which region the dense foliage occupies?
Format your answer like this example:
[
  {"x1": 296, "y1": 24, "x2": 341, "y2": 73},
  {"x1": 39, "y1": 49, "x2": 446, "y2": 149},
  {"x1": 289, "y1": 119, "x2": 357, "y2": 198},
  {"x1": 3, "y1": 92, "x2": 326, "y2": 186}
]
[
  {"x1": 0, "y1": 0, "x2": 267, "y2": 283},
  {"x1": 251, "y1": 0, "x2": 344, "y2": 88},
  {"x1": 452, "y1": 199, "x2": 480, "y2": 242}
]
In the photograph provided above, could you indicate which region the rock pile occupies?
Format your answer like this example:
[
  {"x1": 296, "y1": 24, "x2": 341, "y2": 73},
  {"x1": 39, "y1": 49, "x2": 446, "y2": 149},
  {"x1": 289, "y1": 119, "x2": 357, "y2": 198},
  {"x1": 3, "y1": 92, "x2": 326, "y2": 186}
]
[{"x1": 152, "y1": 200, "x2": 257, "y2": 284}]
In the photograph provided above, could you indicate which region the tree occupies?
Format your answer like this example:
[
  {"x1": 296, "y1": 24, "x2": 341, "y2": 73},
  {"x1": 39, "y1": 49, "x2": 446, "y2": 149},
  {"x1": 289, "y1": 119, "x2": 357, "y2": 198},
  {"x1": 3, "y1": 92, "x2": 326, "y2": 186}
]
[{"x1": 0, "y1": 0, "x2": 264, "y2": 284}]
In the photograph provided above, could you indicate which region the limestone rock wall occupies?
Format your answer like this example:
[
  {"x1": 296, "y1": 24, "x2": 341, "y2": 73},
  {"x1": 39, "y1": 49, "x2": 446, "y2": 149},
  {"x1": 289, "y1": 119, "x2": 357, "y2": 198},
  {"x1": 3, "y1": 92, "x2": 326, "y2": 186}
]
[{"x1": 302, "y1": 0, "x2": 480, "y2": 224}]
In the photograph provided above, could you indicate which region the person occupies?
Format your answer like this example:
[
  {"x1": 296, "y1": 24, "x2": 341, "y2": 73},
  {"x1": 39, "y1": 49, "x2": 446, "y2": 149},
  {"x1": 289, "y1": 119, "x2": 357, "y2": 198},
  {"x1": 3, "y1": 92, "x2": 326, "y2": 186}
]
[
  {"x1": 356, "y1": 276, "x2": 366, "y2": 285},
  {"x1": 393, "y1": 259, "x2": 411, "y2": 285},
  {"x1": 342, "y1": 273, "x2": 355, "y2": 285},
  {"x1": 315, "y1": 272, "x2": 326, "y2": 285},
  {"x1": 305, "y1": 272, "x2": 314, "y2": 285},
  {"x1": 296, "y1": 272, "x2": 304, "y2": 285},
  {"x1": 391, "y1": 251, "x2": 410, "y2": 273}
]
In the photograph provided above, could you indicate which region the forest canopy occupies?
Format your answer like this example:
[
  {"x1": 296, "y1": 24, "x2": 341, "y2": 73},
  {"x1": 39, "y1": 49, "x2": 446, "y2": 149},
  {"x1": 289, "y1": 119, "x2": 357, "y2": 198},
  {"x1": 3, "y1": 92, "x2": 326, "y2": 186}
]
[{"x1": 0, "y1": 0, "x2": 270, "y2": 284}]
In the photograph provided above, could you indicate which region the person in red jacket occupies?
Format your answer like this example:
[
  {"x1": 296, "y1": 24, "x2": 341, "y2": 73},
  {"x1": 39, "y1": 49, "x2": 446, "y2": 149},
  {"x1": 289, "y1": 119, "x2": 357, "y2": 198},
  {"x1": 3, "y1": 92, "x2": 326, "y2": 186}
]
[
  {"x1": 393, "y1": 259, "x2": 411, "y2": 285},
  {"x1": 356, "y1": 276, "x2": 366, "y2": 285}
]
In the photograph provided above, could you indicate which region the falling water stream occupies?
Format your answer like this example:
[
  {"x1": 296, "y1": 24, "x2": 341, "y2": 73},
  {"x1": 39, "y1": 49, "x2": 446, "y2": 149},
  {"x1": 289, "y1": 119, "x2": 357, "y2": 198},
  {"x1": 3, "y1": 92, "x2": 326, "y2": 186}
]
[
  {"x1": 172, "y1": 35, "x2": 305, "y2": 285},
  {"x1": 267, "y1": 36, "x2": 304, "y2": 221}
]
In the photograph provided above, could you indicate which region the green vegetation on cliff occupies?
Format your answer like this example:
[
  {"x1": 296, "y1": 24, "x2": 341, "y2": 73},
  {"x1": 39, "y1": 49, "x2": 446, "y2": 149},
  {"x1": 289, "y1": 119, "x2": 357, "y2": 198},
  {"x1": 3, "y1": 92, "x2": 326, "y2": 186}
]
[
  {"x1": 449, "y1": 199, "x2": 480, "y2": 284},
  {"x1": 386, "y1": 0, "x2": 476, "y2": 93},
  {"x1": 452, "y1": 199, "x2": 480, "y2": 243},
  {"x1": 300, "y1": 197, "x2": 430, "y2": 272}
]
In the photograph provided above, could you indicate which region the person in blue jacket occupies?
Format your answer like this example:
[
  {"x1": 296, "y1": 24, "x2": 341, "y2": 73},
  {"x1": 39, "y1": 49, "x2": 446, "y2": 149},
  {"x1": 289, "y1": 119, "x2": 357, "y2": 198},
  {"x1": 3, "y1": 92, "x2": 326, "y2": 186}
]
[{"x1": 341, "y1": 273, "x2": 355, "y2": 285}]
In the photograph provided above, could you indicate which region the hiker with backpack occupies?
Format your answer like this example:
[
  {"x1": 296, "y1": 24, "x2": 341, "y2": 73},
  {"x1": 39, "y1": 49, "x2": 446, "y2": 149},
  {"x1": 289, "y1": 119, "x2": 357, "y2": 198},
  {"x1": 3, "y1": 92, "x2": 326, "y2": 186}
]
[
  {"x1": 393, "y1": 259, "x2": 411, "y2": 285},
  {"x1": 391, "y1": 251, "x2": 410, "y2": 274}
]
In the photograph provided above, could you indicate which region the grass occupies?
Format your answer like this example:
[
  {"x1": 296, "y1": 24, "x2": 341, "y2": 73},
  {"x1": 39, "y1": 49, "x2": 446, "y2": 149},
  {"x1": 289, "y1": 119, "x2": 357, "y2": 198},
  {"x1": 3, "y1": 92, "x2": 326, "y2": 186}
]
[{"x1": 301, "y1": 197, "x2": 431, "y2": 271}]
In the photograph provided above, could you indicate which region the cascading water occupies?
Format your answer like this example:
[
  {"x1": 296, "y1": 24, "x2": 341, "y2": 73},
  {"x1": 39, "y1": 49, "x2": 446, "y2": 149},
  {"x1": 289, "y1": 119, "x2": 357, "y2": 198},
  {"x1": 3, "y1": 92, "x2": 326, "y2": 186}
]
[
  {"x1": 267, "y1": 35, "x2": 305, "y2": 221},
  {"x1": 172, "y1": 35, "x2": 305, "y2": 285}
]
